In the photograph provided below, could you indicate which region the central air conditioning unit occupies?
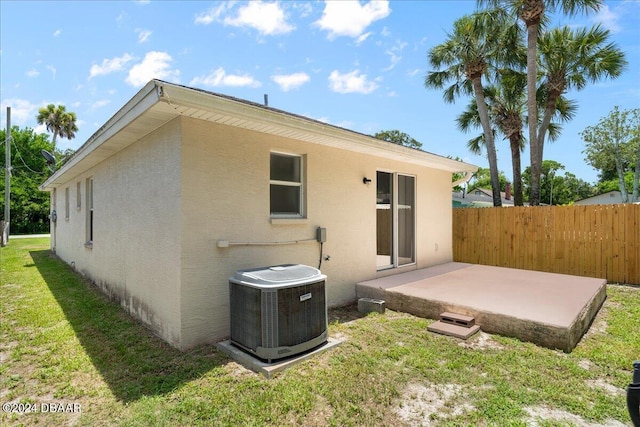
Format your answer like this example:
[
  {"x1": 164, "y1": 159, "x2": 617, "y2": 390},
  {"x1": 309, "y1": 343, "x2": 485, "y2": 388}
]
[{"x1": 229, "y1": 264, "x2": 328, "y2": 363}]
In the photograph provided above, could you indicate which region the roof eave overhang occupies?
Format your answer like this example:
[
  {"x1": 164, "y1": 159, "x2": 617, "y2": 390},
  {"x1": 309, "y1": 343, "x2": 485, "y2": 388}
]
[
  {"x1": 41, "y1": 80, "x2": 164, "y2": 190},
  {"x1": 158, "y1": 82, "x2": 478, "y2": 174},
  {"x1": 41, "y1": 80, "x2": 478, "y2": 190}
]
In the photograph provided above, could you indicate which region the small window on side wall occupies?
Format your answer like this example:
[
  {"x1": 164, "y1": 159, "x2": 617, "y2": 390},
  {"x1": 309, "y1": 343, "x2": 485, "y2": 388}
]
[
  {"x1": 270, "y1": 152, "x2": 303, "y2": 217},
  {"x1": 64, "y1": 187, "x2": 70, "y2": 221},
  {"x1": 85, "y1": 178, "x2": 94, "y2": 245},
  {"x1": 76, "y1": 182, "x2": 81, "y2": 210}
]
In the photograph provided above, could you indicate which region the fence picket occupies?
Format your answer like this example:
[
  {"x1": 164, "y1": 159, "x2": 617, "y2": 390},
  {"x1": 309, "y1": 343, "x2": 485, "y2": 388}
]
[{"x1": 452, "y1": 204, "x2": 640, "y2": 285}]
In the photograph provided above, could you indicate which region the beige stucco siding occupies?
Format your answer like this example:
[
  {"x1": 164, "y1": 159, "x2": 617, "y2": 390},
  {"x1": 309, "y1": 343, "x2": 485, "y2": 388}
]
[
  {"x1": 51, "y1": 119, "x2": 183, "y2": 348},
  {"x1": 179, "y1": 117, "x2": 454, "y2": 348}
]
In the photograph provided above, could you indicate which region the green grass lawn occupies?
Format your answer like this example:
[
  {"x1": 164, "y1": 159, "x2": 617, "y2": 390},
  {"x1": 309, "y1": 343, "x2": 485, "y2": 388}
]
[{"x1": 1, "y1": 238, "x2": 638, "y2": 426}]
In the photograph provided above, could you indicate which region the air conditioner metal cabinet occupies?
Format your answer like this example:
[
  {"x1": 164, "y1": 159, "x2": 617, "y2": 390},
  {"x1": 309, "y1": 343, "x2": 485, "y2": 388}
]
[{"x1": 229, "y1": 264, "x2": 328, "y2": 362}]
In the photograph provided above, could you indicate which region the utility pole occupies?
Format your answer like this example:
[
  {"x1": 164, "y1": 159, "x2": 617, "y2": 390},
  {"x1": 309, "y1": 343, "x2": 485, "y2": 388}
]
[{"x1": 3, "y1": 107, "x2": 10, "y2": 245}]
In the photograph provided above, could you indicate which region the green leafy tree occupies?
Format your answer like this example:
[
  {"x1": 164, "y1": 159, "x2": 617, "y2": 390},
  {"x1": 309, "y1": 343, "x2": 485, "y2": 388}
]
[
  {"x1": 553, "y1": 172, "x2": 594, "y2": 204},
  {"x1": 595, "y1": 172, "x2": 635, "y2": 196},
  {"x1": 522, "y1": 160, "x2": 594, "y2": 204},
  {"x1": 478, "y1": 0, "x2": 603, "y2": 206},
  {"x1": 36, "y1": 104, "x2": 78, "y2": 149},
  {"x1": 537, "y1": 25, "x2": 627, "y2": 175},
  {"x1": 425, "y1": 9, "x2": 520, "y2": 207},
  {"x1": 457, "y1": 70, "x2": 577, "y2": 206},
  {"x1": 374, "y1": 130, "x2": 422, "y2": 149},
  {"x1": 581, "y1": 107, "x2": 640, "y2": 203},
  {"x1": 0, "y1": 127, "x2": 59, "y2": 234},
  {"x1": 468, "y1": 167, "x2": 509, "y2": 193}
]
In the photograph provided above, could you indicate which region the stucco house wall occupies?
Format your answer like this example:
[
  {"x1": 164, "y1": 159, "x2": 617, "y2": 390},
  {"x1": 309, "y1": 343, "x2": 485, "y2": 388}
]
[
  {"x1": 51, "y1": 119, "x2": 183, "y2": 348},
  {"x1": 42, "y1": 80, "x2": 476, "y2": 351},
  {"x1": 178, "y1": 117, "x2": 454, "y2": 347}
]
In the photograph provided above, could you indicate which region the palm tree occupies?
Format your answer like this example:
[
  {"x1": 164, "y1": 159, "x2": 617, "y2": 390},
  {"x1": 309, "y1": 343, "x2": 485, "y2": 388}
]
[
  {"x1": 457, "y1": 71, "x2": 577, "y2": 206},
  {"x1": 478, "y1": 0, "x2": 602, "y2": 205},
  {"x1": 457, "y1": 80, "x2": 526, "y2": 205},
  {"x1": 536, "y1": 24, "x2": 627, "y2": 166},
  {"x1": 36, "y1": 104, "x2": 78, "y2": 149},
  {"x1": 425, "y1": 10, "x2": 520, "y2": 207}
]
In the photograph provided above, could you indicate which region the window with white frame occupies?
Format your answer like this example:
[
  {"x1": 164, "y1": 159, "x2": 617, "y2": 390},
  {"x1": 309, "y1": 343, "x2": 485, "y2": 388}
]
[{"x1": 270, "y1": 152, "x2": 304, "y2": 217}]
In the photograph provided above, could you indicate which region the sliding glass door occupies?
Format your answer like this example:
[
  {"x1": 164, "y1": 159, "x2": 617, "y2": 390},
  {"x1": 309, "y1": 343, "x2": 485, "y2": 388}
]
[
  {"x1": 397, "y1": 174, "x2": 415, "y2": 266},
  {"x1": 376, "y1": 171, "x2": 415, "y2": 270}
]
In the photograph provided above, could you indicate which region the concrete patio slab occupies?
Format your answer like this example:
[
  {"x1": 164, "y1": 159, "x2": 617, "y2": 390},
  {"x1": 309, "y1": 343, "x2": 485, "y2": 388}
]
[{"x1": 357, "y1": 263, "x2": 606, "y2": 352}]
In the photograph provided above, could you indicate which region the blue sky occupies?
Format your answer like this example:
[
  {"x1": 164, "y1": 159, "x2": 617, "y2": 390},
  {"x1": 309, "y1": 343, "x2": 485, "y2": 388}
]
[{"x1": 1, "y1": 0, "x2": 639, "y2": 184}]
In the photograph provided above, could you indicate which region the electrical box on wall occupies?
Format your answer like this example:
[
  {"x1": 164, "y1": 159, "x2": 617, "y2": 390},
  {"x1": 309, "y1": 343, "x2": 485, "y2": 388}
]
[{"x1": 316, "y1": 227, "x2": 327, "y2": 243}]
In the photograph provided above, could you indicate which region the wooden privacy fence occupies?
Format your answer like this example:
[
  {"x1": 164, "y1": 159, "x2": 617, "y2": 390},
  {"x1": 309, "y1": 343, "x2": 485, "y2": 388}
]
[{"x1": 453, "y1": 204, "x2": 640, "y2": 285}]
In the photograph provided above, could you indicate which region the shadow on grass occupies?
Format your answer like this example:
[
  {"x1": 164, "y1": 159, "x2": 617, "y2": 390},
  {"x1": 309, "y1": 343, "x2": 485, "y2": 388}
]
[{"x1": 30, "y1": 249, "x2": 228, "y2": 403}]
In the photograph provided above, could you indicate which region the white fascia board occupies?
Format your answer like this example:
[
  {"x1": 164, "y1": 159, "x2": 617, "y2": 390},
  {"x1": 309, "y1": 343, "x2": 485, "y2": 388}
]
[{"x1": 40, "y1": 81, "x2": 163, "y2": 190}]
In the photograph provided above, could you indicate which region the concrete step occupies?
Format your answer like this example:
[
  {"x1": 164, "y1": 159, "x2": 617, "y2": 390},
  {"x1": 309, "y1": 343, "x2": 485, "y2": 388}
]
[
  {"x1": 428, "y1": 321, "x2": 480, "y2": 340},
  {"x1": 440, "y1": 312, "x2": 475, "y2": 328}
]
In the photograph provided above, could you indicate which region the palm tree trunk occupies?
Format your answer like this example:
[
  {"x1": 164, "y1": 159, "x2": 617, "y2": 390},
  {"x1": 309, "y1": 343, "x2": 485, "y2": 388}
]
[
  {"x1": 472, "y1": 77, "x2": 502, "y2": 207},
  {"x1": 526, "y1": 22, "x2": 540, "y2": 206},
  {"x1": 509, "y1": 135, "x2": 524, "y2": 206},
  {"x1": 537, "y1": 93, "x2": 558, "y2": 171}
]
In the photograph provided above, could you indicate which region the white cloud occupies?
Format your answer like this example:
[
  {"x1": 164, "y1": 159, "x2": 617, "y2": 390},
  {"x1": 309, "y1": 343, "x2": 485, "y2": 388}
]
[
  {"x1": 271, "y1": 72, "x2": 310, "y2": 91},
  {"x1": 53, "y1": 29, "x2": 61, "y2": 37},
  {"x1": 0, "y1": 98, "x2": 37, "y2": 125},
  {"x1": 190, "y1": 67, "x2": 261, "y2": 88},
  {"x1": 117, "y1": 11, "x2": 128, "y2": 23},
  {"x1": 592, "y1": 4, "x2": 621, "y2": 33},
  {"x1": 89, "y1": 54, "x2": 134, "y2": 79},
  {"x1": 315, "y1": 0, "x2": 390, "y2": 39},
  {"x1": 355, "y1": 31, "x2": 372, "y2": 46},
  {"x1": 46, "y1": 65, "x2": 56, "y2": 79},
  {"x1": 136, "y1": 29, "x2": 152, "y2": 43},
  {"x1": 383, "y1": 40, "x2": 407, "y2": 71},
  {"x1": 89, "y1": 99, "x2": 110, "y2": 111},
  {"x1": 194, "y1": 1, "x2": 234, "y2": 25},
  {"x1": 328, "y1": 70, "x2": 379, "y2": 94},
  {"x1": 224, "y1": 1, "x2": 294, "y2": 35},
  {"x1": 26, "y1": 68, "x2": 40, "y2": 78},
  {"x1": 293, "y1": 2, "x2": 313, "y2": 18},
  {"x1": 126, "y1": 51, "x2": 180, "y2": 87}
]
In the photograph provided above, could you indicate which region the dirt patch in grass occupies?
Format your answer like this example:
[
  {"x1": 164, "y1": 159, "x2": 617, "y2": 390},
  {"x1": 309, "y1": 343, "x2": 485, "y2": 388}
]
[
  {"x1": 585, "y1": 315, "x2": 609, "y2": 337},
  {"x1": 394, "y1": 382, "x2": 473, "y2": 425},
  {"x1": 578, "y1": 359, "x2": 595, "y2": 370},
  {"x1": 585, "y1": 379, "x2": 625, "y2": 397},
  {"x1": 298, "y1": 395, "x2": 334, "y2": 427},
  {"x1": 523, "y1": 405, "x2": 627, "y2": 427},
  {"x1": 457, "y1": 331, "x2": 504, "y2": 350}
]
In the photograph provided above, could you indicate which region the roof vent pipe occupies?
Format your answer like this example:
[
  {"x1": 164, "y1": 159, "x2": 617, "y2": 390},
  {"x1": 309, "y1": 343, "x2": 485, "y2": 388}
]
[{"x1": 264, "y1": 94, "x2": 269, "y2": 107}]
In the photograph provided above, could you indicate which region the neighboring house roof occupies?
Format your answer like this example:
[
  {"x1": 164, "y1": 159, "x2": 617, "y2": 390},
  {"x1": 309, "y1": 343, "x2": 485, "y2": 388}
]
[
  {"x1": 453, "y1": 188, "x2": 515, "y2": 207},
  {"x1": 573, "y1": 191, "x2": 623, "y2": 205},
  {"x1": 41, "y1": 79, "x2": 477, "y2": 190}
]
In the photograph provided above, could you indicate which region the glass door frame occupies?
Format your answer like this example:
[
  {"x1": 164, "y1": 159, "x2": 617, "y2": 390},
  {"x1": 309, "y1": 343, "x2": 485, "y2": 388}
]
[{"x1": 376, "y1": 171, "x2": 416, "y2": 270}]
